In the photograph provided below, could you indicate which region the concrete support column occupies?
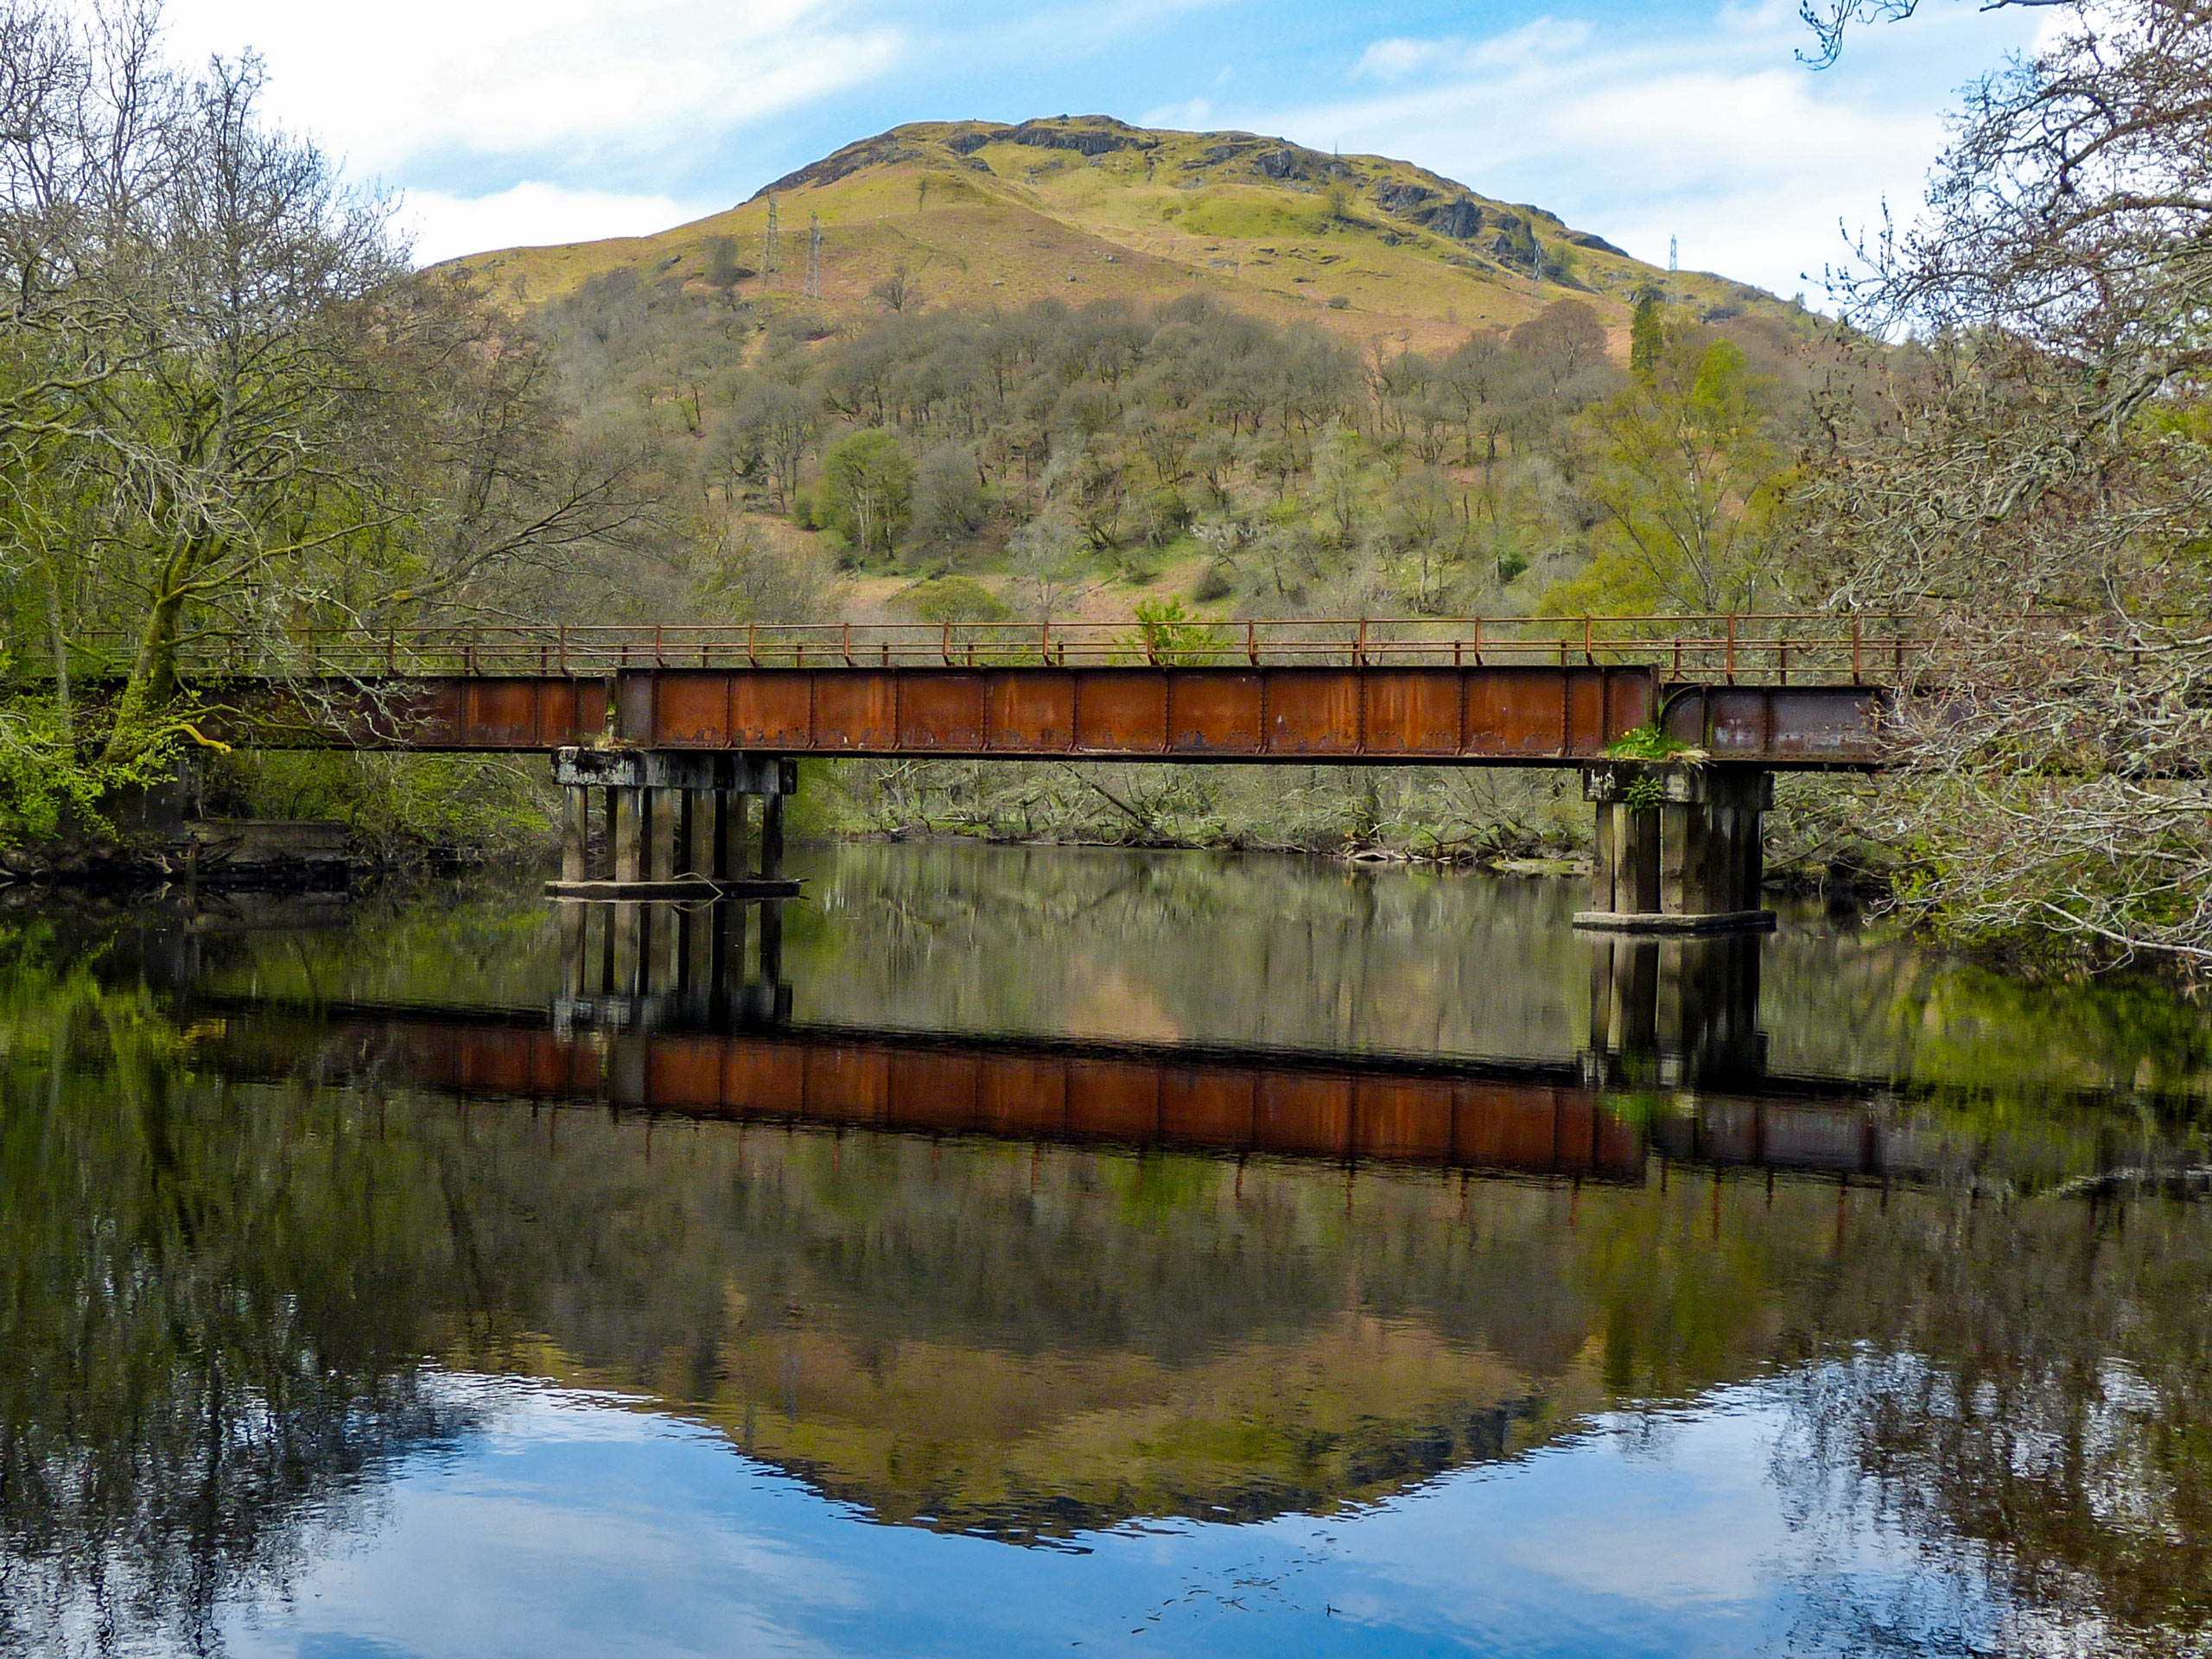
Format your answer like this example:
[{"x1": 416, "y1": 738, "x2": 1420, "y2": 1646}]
[
  {"x1": 561, "y1": 788, "x2": 588, "y2": 883},
  {"x1": 686, "y1": 789, "x2": 716, "y2": 878},
  {"x1": 1576, "y1": 763, "x2": 1774, "y2": 933},
  {"x1": 644, "y1": 790, "x2": 680, "y2": 985},
  {"x1": 760, "y1": 791, "x2": 785, "y2": 880},
  {"x1": 682, "y1": 789, "x2": 718, "y2": 981},
  {"x1": 648, "y1": 788, "x2": 679, "y2": 880},
  {"x1": 607, "y1": 787, "x2": 639, "y2": 991},
  {"x1": 612, "y1": 787, "x2": 645, "y2": 882}
]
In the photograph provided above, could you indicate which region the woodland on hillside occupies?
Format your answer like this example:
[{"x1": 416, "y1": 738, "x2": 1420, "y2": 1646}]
[
  {"x1": 3, "y1": 0, "x2": 2209, "y2": 962},
  {"x1": 542, "y1": 273, "x2": 1827, "y2": 621}
]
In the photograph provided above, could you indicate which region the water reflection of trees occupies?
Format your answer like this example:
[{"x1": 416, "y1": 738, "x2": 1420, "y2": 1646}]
[
  {"x1": 10, "y1": 880, "x2": 2212, "y2": 1652},
  {"x1": 134, "y1": 846, "x2": 2212, "y2": 1105},
  {"x1": 797, "y1": 843, "x2": 2212, "y2": 1101},
  {"x1": 0, "y1": 933, "x2": 483, "y2": 1656},
  {"x1": 1772, "y1": 1194, "x2": 2212, "y2": 1656}
]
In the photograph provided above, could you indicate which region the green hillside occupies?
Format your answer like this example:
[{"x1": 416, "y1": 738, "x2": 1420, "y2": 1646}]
[{"x1": 442, "y1": 116, "x2": 1783, "y2": 349}]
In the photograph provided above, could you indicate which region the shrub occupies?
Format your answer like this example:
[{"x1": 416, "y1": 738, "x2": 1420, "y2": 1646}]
[
  {"x1": 1190, "y1": 561, "x2": 1234, "y2": 602},
  {"x1": 1134, "y1": 484, "x2": 1193, "y2": 547},
  {"x1": 1120, "y1": 597, "x2": 1232, "y2": 665},
  {"x1": 899, "y1": 575, "x2": 1011, "y2": 626}
]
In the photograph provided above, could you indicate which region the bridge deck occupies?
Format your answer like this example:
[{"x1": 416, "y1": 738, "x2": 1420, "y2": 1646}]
[
  {"x1": 129, "y1": 616, "x2": 1918, "y2": 766},
  {"x1": 219, "y1": 664, "x2": 1885, "y2": 766}
]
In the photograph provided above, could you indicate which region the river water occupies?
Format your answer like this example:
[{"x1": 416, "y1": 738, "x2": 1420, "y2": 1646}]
[{"x1": 3, "y1": 842, "x2": 2210, "y2": 1657}]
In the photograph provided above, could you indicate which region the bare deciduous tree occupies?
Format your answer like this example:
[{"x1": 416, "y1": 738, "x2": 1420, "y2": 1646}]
[
  {"x1": 0, "y1": 0, "x2": 650, "y2": 801},
  {"x1": 1802, "y1": 0, "x2": 2212, "y2": 959}
]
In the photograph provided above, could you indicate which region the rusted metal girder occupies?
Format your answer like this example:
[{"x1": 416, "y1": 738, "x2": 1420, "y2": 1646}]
[{"x1": 218, "y1": 664, "x2": 1886, "y2": 767}]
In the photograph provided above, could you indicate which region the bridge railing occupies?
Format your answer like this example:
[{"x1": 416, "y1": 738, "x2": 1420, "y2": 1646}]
[{"x1": 73, "y1": 615, "x2": 1959, "y2": 683}]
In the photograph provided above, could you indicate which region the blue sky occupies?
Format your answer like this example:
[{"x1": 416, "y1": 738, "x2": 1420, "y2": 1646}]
[{"x1": 142, "y1": 0, "x2": 2047, "y2": 298}]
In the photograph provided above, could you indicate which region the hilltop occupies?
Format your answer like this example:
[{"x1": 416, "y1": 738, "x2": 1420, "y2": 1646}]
[{"x1": 440, "y1": 116, "x2": 1786, "y2": 348}]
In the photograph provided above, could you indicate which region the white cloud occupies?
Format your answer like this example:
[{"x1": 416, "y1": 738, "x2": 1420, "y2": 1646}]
[
  {"x1": 143, "y1": 0, "x2": 906, "y2": 183},
  {"x1": 395, "y1": 182, "x2": 701, "y2": 265},
  {"x1": 1355, "y1": 20, "x2": 1595, "y2": 82},
  {"x1": 1138, "y1": 94, "x2": 1216, "y2": 130},
  {"x1": 1244, "y1": 3, "x2": 2044, "y2": 303}
]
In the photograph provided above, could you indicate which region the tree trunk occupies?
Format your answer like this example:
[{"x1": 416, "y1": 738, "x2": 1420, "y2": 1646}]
[
  {"x1": 104, "y1": 588, "x2": 185, "y2": 762},
  {"x1": 35, "y1": 558, "x2": 71, "y2": 743}
]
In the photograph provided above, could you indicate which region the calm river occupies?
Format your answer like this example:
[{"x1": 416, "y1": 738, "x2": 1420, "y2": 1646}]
[{"x1": 4, "y1": 842, "x2": 2210, "y2": 1656}]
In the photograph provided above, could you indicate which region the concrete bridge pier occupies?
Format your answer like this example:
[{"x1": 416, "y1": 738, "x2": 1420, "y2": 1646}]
[
  {"x1": 1575, "y1": 762, "x2": 1775, "y2": 934},
  {"x1": 547, "y1": 747, "x2": 801, "y2": 901}
]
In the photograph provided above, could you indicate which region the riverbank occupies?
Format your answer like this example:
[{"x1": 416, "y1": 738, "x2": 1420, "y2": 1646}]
[{"x1": 5, "y1": 748, "x2": 1903, "y2": 911}]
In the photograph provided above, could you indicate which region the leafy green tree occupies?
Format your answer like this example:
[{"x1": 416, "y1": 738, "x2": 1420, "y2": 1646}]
[
  {"x1": 1043, "y1": 433, "x2": 1127, "y2": 551},
  {"x1": 818, "y1": 429, "x2": 914, "y2": 563},
  {"x1": 899, "y1": 575, "x2": 1008, "y2": 625},
  {"x1": 1122, "y1": 596, "x2": 1230, "y2": 664},
  {"x1": 1384, "y1": 467, "x2": 1465, "y2": 613},
  {"x1": 1005, "y1": 517, "x2": 1089, "y2": 622},
  {"x1": 0, "y1": 13, "x2": 640, "y2": 840},
  {"x1": 910, "y1": 442, "x2": 985, "y2": 552},
  {"x1": 1547, "y1": 334, "x2": 1789, "y2": 615},
  {"x1": 1311, "y1": 422, "x2": 1367, "y2": 547},
  {"x1": 1630, "y1": 294, "x2": 1663, "y2": 380}
]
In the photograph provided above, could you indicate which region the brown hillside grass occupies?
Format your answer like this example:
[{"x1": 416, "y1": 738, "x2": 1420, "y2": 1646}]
[{"x1": 440, "y1": 118, "x2": 1786, "y2": 355}]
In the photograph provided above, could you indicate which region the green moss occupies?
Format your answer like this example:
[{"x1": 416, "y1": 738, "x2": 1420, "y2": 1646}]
[{"x1": 1605, "y1": 724, "x2": 1694, "y2": 761}]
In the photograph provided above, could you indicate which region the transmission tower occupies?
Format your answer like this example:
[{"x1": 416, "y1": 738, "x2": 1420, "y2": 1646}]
[
  {"x1": 763, "y1": 195, "x2": 781, "y2": 287},
  {"x1": 1668, "y1": 234, "x2": 1679, "y2": 310},
  {"x1": 805, "y1": 213, "x2": 822, "y2": 299}
]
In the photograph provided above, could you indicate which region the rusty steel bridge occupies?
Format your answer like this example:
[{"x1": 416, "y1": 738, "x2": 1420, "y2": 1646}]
[
  {"x1": 159, "y1": 614, "x2": 1917, "y2": 767},
  {"x1": 118, "y1": 614, "x2": 1950, "y2": 931}
]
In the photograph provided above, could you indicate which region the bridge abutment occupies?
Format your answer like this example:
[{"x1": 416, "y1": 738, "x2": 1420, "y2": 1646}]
[{"x1": 1575, "y1": 762, "x2": 1775, "y2": 934}]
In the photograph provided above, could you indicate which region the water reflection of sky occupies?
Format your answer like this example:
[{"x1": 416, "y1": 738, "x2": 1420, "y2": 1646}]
[{"x1": 222, "y1": 1375, "x2": 2000, "y2": 1659}]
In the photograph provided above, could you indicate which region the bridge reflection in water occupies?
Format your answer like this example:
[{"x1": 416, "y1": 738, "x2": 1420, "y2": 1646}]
[
  {"x1": 556, "y1": 889, "x2": 792, "y2": 1030},
  {"x1": 197, "y1": 898, "x2": 1952, "y2": 1192}
]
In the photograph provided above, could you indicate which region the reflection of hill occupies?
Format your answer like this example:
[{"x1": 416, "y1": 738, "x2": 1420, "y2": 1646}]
[
  {"x1": 413, "y1": 1103, "x2": 1831, "y2": 1538},
  {"x1": 521, "y1": 1315, "x2": 1567, "y2": 1540}
]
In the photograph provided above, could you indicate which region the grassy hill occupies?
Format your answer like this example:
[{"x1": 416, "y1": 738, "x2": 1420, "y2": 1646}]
[
  {"x1": 376, "y1": 121, "x2": 1844, "y2": 860},
  {"x1": 440, "y1": 115, "x2": 1784, "y2": 349}
]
